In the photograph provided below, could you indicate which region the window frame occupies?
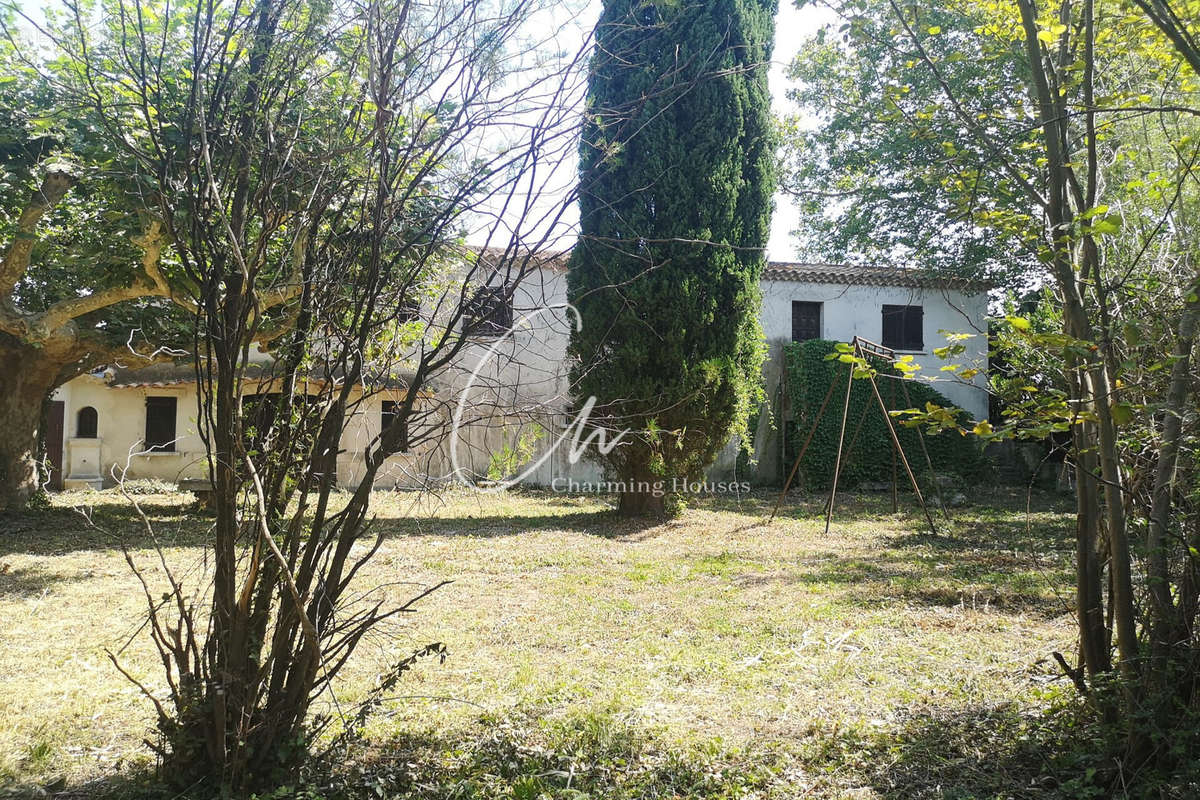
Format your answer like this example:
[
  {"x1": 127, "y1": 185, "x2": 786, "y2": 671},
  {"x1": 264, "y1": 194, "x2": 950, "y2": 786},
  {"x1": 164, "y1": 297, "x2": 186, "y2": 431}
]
[
  {"x1": 381, "y1": 399, "x2": 398, "y2": 433},
  {"x1": 465, "y1": 285, "x2": 514, "y2": 338},
  {"x1": 791, "y1": 301, "x2": 822, "y2": 343},
  {"x1": 76, "y1": 406, "x2": 98, "y2": 439},
  {"x1": 881, "y1": 304, "x2": 924, "y2": 351},
  {"x1": 143, "y1": 396, "x2": 178, "y2": 452}
]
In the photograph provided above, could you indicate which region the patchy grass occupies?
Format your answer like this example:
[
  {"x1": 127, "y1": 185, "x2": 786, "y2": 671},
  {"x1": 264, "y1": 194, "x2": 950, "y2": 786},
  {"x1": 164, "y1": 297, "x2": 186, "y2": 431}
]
[{"x1": 0, "y1": 486, "x2": 1090, "y2": 797}]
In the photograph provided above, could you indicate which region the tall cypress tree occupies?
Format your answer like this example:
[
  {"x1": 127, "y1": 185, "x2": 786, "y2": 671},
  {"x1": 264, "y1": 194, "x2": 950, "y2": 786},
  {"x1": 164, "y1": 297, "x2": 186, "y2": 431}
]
[{"x1": 567, "y1": 0, "x2": 776, "y2": 516}]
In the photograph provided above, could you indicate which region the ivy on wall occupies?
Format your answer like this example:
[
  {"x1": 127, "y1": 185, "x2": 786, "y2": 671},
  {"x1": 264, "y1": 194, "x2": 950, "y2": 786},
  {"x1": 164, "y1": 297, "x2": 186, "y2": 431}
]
[{"x1": 783, "y1": 339, "x2": 988, "y2": 490}]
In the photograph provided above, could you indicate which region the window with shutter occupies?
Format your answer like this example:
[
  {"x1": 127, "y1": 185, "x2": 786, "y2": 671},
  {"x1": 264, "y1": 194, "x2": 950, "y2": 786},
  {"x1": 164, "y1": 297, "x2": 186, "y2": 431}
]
[
  {"x1": 144, "y1": 396, "x2": 178, "y2": 451},
  {"x1": 881, "y1": 304, "x2": 924, "y2": 350},
  {"x1": 466, "y1": 286, "x2": 513, "y2": 336},
  {"x1": 791, "y1": 301, "x2": 822, "y2": 342}
]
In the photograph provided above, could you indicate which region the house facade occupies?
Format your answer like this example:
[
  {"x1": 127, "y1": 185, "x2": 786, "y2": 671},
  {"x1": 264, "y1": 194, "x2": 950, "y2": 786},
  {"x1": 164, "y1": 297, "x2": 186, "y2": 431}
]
[{"x1": 47, "y1": 259, "x2": 988, "y2": 492}]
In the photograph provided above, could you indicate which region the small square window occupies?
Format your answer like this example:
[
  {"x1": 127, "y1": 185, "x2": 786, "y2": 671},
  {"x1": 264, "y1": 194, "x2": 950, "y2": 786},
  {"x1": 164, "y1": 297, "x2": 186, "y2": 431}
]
[
  {"x1": 466, "y1": 286, "x2": 513, "y2": 337},
  {"x1": 381, "y1": 400, "x2": 398, "y2": 432},
  {"x1": 791, "y1": 301, "x2": 822, "y2": 342},
  {"x1": 76, "y1": 406, "x2": 98, "y2": 438},
  {"x1": 881, "y1": 304, "x2": 923, "y2": 351}
]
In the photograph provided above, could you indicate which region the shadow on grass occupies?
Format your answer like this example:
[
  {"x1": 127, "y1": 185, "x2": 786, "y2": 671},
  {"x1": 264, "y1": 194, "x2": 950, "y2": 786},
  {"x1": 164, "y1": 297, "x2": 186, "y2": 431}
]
[
  {"x1": 728, "y1": 558, "x2": 1071, "y2": 618},
  {"x1": 333, "y1": 702, "x2": 1117, "y2": 800},
  {"x1": 0, "y1": 565, "x2": 94, "y2": 597},
  {"x1": 0, "y1": 496, "x2": 209, "y2": 558},
  {"x1": 709, "y1": 493, "x2": 1074, "y2": 617},
  {"x1": 824, "y1": 701, "x2": 1098, "y2": 800},
  {"x1": 843, "y1": 698, "x2": 1195, "y2": 799},
  {"x1": 890, "y1": 513, "x2": 1075, "y2": 555},
  {"x1": 44, "y1": 701, "x2": 1200, "y2": 800},
  {"x1": 60, "y1": 702, "x2": 1113, "y2": 800},
  {"x1": 6, "y1": 490, "x2": 683, "y2": 558},
  {"x1": 318, "y1": 709, "x2": 793, "y2": 800},
  {"x1": 8, "y1": 485, "x2": 1072, "y2": 569},
  {"x1": 39, "y1": 709, "x2": 789, "y2": 800},
  {"x1": 370, "y1": 508, "x2": 666, "y2": 541}
]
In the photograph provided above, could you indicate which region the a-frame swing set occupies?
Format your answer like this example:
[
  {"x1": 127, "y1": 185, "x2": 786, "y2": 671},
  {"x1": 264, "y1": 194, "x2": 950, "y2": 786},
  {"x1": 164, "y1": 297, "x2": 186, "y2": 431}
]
[{"x1": 768, "y1": 336, "x2": 949, "y2": 535}]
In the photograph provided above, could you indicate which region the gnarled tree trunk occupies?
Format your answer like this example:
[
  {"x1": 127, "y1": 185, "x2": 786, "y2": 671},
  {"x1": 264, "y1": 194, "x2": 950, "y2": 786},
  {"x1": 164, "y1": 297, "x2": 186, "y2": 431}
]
[
  {"x1": 618, "y1": 466, "x2": 667, "y2": 516},
  {"x1": 0, "y1": 337, "x2": 64, "y2": 512}
]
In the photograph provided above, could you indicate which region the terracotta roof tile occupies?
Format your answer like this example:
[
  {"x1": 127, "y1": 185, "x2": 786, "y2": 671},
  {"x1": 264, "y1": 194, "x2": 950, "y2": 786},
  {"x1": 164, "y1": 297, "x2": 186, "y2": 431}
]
[
  {"x1": 502, "y1": 247, "x2": 988, "y2": 291},
  {"x1": 106, "y1": 361, "x2": 417, "y2": 390},
  {"x1": 762, "y1": 262, "x2": 988, "y2": 292}
]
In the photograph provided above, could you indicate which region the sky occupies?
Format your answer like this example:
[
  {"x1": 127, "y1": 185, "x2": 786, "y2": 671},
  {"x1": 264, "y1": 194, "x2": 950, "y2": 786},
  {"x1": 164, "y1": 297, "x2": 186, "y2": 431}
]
[
  {"x1": 13, "y1": 0, "x2": 839, "y2": 261},
  {"x1": 509, "y1": 0, "x2": 839, "y2": 260},
  {"x1": 472, "y1": 0, "x2": 839, "y2": 259},
  {"x1": 768, "y1": 2, "x2": 838, "y2": 259}
]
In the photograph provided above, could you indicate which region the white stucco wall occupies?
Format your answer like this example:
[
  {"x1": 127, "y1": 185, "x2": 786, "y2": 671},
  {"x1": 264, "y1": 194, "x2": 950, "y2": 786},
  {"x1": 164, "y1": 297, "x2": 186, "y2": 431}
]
[
  {"x1": 51, "y1": 377, "x2": 208, "y2": 486},
  {"x1": 439, "y1": 267, "x2": 606, "y2": 486},
  {"x1": 759, "y1": 279, "x2": 990, "y2": 421},
  {"x1": 50, "y1": 378, "x2": 443, "y2": 490}
]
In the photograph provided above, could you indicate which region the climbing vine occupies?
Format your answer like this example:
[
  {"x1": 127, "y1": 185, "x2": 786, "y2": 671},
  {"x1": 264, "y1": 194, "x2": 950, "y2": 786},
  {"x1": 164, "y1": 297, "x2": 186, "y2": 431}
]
[{"x1": 783, "y1": 339, "x2": 988, "y2": 490}]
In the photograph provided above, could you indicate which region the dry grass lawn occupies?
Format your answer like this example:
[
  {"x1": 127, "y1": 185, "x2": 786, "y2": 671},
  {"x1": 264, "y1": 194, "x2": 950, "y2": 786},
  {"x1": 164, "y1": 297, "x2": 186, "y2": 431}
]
[{"x1": 0, "y1": 487, "x2": 1080, "y2": 798}]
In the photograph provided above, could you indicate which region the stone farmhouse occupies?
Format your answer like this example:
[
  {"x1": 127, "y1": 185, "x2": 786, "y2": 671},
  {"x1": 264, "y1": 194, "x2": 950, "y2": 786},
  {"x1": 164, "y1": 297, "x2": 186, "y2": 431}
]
[{"x1": 46, "y1": 256, "x2": 988, "y2": 492}]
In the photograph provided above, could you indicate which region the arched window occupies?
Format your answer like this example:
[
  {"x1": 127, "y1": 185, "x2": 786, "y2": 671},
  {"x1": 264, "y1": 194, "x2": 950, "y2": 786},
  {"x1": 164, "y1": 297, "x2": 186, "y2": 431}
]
[{"x1": 76, "y1": 406, "x2": 98, "y2": 438}]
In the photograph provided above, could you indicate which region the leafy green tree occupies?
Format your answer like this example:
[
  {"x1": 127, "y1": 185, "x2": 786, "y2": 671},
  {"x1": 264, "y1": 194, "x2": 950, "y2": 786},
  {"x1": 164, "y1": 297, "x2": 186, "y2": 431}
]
[
  {"x1": 785, "y1": 0, "x2": 1200, "y2": 775},
  {"x1": 781, "y1": 4, "x2": 1040, "y2": 286},
  {"x1": 567, "y1": 0, "x2": 776, "y2": 515},
  {"x1": 0, "y1": 34, "x2": 191, "y2": 511}
]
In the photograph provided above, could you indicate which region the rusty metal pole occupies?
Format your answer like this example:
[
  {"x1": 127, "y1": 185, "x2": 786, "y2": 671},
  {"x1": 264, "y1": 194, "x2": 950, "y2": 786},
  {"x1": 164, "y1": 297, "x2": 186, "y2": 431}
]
[
  {"x1": 868, "y1": 371, "x2": 937, "y2": 535},
  {"x1": 769, "y1": 372, "x2": 839, "y2": 523},
  {"x1": 890, "y1": 381, "x2": 898, "y2": 514},
  {"x1": 824, "y1": 357, "x2": 857, "y2": 538},
  {"x1": 899, "y1": 379, "x2": 951, "y2": 520}
]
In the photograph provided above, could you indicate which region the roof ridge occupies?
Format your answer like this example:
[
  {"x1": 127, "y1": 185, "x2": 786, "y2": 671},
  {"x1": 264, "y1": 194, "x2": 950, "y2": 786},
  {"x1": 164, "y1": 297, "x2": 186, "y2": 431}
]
[{"x1": 762, "y1": 262, "x2": 989, "y2": 291}]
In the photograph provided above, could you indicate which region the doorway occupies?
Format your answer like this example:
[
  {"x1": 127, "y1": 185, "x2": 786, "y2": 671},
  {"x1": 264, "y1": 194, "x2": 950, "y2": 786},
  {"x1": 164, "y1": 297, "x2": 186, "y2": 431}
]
[{"x1": 45, "y1": 400, "x2": 65, "y2": 491}]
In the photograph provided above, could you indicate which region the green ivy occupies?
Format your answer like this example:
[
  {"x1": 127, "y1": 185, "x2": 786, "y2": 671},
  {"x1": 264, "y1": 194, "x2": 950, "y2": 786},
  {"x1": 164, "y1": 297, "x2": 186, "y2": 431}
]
[{"x1": 784, "y1": 340, "x2": 988, "y2": 490}]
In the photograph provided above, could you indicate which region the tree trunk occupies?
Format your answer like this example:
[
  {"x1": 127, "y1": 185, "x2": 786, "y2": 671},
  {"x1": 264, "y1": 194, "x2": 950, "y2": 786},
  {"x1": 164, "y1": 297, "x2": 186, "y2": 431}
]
[
  {"x1": 0, "y1": 340, "x2": 60, "y2": 513},
  {"x1": 1147, "y1": 292, "x2": 1199, "y2": 676},
  {"x1": 1074, "y1": 421, "x2": 1111, "y2": 677},
  {"x1": 618, "y1": 482, "x2": 666, "y2": 517},
  {"x1": 1016, "y1": 0, "x2": 1138, "y2": 680}
]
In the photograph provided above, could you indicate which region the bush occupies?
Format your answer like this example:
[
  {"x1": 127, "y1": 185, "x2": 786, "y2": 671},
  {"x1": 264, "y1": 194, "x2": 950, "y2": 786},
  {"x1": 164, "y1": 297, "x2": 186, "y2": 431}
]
[{"x1": 784, "y1": 339, "x2": 988, "y2": 490}]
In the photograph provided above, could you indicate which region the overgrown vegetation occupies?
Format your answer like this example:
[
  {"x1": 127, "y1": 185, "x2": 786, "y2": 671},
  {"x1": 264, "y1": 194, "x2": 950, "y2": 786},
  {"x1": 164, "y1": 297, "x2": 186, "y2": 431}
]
[
  {"x1": 9, "y1": 0, "x2": 584, "y2": 791},
  {"x1": 783, "y1": 339, "x2": 988, "y2": 490},
  {"x1": 783, "y1": 0, "x2": 1200, "y2": 773},
  {"x1": 0, "y1": 35, "x2": 192, "y2": 512},
  {"x1": 2, "y1": 487, "x2": 1130, "y2": 798}
]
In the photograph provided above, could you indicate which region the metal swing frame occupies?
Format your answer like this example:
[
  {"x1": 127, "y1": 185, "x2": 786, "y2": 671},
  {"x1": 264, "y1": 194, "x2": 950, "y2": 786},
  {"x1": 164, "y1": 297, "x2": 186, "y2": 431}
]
[{"x1": 768, "y1": 336, "x2": 947, "y2": 535}]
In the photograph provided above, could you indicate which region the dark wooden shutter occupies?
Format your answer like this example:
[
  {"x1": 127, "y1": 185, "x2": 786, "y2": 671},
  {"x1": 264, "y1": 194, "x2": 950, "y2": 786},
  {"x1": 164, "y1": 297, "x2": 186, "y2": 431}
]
[
  {"x1": 882, "y1": 304, "x2": 923, "y2": 350},
  {"x1": 144, "y1": 396, "x2": 177, "y2": 451},
  {"x1": 904, "y1": 305, "x2": 924, "y2": 350},
  {"x1": 46, "y1": 400, "x2": 65, "y2": 490},
  {"x1": 791, "y1": 301, "x2": 822, "y2": 342},
  {"x1": 467, "y1": 286, "x2": 513, "y2": 336},
  {"x1": 882, "y1": 305, "x2": 903, "y2": 348}
]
